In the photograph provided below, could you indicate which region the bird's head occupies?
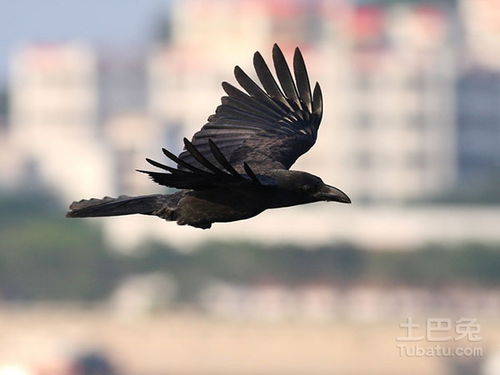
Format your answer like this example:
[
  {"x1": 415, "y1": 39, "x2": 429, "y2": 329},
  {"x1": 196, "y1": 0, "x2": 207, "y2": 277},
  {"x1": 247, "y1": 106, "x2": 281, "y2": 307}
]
[{"x1": 270, "y1": 170, "x2": 351, "y2": 205}]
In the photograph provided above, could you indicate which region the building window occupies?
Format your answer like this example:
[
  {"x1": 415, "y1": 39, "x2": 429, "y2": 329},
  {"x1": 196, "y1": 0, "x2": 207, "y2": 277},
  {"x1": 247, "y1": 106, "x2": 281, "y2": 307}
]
[
  {"x1": 355, "y1": 150, "x2": 373, "y2": 169},
  {"x1": 406, "y1": 151, "x2": 426, "y2": 169},
  {"x1": 355, "y1": 111, "x2": 373, "y2": 130}
]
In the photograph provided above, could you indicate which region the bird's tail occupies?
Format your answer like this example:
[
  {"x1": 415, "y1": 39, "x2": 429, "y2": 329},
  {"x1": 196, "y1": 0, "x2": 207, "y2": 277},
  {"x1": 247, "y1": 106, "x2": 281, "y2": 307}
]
[{"x1": 66, "y1": 194, "x2": 168, "y2": 218}]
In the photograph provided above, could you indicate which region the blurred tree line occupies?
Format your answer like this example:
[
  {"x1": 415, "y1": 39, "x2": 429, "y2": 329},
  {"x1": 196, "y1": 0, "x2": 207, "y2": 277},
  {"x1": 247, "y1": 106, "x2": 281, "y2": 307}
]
[{"x1": 0, "y1": 190, "x2": 499, "y2": 302}]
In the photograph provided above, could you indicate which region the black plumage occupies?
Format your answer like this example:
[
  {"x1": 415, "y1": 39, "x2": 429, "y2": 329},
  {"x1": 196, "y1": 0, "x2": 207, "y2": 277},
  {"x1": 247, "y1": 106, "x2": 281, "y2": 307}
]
[{"x1": 67, "y1": 44, "x2": 350, "y2": 229}]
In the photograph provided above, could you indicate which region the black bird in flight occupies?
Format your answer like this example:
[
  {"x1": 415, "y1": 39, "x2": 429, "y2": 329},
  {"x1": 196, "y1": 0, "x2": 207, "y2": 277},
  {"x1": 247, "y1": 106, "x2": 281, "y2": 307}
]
[{"x1": 67, "y1": 44, "x2": 351, "y2": 229}]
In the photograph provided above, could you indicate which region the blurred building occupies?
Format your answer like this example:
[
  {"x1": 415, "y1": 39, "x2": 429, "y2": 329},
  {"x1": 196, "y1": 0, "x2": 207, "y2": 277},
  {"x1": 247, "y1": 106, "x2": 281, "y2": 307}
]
[
  {"x1": 97, "y1": 47, "x2": 148, "y2": 124},
  {"x1": 460, "y1": 0, "x2": 500, "y2": 70},
  {"x1": 147, "y1": 0, "x2": 321, "y2": 150},
  {"x1": 1, "y1": 0, "x2": 500, "y2": 248},
  {"x1": 456, "y1": 0, "x2": 500, "y2": 192},
  {"x1": 456, "y1": 69, "x2": 500, "y2": 187},
  {"x1": 144, "y1": 1, "x2": 460, "y2": 203},
  {"x1": 103, "y1": 113, "x2": 161, "y2": 195},
  {"x1": 7, "y1": 44, "x2": 113, "y2": 201},
  {"x1": 314, "y1": 4, "x2": 457, "y2": 202},
  {"x1": 3, "y1": 0, "x2": 493, "y2": 205},
  {"x1": 200, "y1": 282, "x2": 500, "y2": 321}
]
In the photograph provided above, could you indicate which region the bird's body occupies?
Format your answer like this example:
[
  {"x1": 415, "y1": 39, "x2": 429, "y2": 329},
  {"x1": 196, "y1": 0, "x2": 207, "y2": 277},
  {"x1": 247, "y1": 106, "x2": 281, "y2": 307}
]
[{"x1": 67, "y1": 45, "x2": 351, "y2": 228}]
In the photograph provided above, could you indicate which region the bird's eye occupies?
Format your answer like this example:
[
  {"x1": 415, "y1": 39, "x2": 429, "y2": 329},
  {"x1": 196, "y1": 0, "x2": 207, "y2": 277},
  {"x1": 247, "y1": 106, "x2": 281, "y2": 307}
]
[{"x1": 301, "y1": 185, "x2": 313, "y2": 192}]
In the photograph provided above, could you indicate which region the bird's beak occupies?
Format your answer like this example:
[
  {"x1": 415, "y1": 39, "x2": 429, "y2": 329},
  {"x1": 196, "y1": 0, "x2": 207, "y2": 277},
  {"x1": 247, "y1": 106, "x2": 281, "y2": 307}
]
[{"x1": 315, "y1": 184, "x2": 351, "y2": 203}]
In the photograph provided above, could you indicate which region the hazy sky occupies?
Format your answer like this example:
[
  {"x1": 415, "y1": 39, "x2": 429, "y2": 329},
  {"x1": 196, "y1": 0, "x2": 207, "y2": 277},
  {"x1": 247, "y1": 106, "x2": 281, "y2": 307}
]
[{"x1": 0, "y1": 0, "x2": 169, "y2": 84}]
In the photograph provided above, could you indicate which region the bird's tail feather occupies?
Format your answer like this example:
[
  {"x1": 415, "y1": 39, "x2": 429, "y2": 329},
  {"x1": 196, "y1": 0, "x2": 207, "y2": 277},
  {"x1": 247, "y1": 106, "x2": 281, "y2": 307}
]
[{"x1": 66, "y1": 194, "x2": 166, "y2": 218}]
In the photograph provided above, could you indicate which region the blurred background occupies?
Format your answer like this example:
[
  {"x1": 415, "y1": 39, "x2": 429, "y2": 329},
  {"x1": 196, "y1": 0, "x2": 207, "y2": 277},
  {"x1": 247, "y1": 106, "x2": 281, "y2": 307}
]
[{"x1": 0, "y1": 0, "x2": 499, "y2": 374}]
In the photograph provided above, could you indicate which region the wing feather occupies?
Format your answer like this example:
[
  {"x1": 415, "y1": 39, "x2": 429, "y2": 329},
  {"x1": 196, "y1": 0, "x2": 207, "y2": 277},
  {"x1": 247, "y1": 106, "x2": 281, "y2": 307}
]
[
  {"x1": 312, "y1": 82, "x2": 323, "y2": 121},
  {"x1": 272, "y1": 44, "x2": 301, "y2": 111},
  {"x1": 138, "y1": 140, "x2": 274, "y2": 190},
  {"x1": 208, "y1": 140, "x2": 241, "y2": 177},
  {"x1": 293, "y1": 47, "x2": 312, "y2": 113},
  {"x1": 143, "y1": 44, "x2": 324, "y2": 188},
  {"x1": 253, "y1": 51, "x2": 289, "y2": 108}
]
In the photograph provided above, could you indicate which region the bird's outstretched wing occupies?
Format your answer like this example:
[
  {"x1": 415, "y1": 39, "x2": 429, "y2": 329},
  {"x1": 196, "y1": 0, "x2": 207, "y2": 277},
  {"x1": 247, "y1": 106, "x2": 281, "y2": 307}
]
[
  {"x1": 140, "y1": 44, "x2": 322, "y2": 191},
  {"x1": 179, "y1": 43, "x2": 323, "y2": 171},
  {"x1": 137, "y1": 137, "x2": 277, "y2": 190}
]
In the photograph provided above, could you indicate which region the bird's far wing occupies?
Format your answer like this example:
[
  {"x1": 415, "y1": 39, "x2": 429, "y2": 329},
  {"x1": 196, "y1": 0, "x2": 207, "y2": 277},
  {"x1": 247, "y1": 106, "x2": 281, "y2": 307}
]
[
  {"x1": 178, "y1": 44, "x2": 323, "y2": 172},
  {"x1": 137, "y1": 138, "x2": 277, "y2": 190}
]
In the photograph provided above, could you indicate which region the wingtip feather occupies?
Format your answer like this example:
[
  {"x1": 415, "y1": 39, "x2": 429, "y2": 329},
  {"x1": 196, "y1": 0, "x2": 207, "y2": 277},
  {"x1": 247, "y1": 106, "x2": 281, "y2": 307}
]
[
  {"x1": 312, "y1": 82, "x2": 323, "y2": 112},
  {"x1": 272, "y1": 43, "x2": 300, "y2": 107},
  {"x1": 293, "y1": 46, "x2": 312, "y2": 112}
]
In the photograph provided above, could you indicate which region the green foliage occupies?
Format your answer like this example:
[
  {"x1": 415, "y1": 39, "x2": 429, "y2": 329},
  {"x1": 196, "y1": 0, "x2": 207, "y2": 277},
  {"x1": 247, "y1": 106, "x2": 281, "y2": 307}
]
[
  {"x1": 0, "y1": 190, "x2": 499, "y2": 302},
  {"x1": 365, "y1": 245, "x2": 500, "y2": 287},
  {"x1": 0, "y1": 190, "x2": 120, "y2": 300}
]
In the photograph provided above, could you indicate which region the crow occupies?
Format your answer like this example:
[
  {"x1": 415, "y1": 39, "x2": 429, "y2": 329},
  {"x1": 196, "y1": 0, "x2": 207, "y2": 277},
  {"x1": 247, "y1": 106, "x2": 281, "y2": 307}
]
[{"x1": 67, "y1": 44, "x2": 351, "y2": 229}]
